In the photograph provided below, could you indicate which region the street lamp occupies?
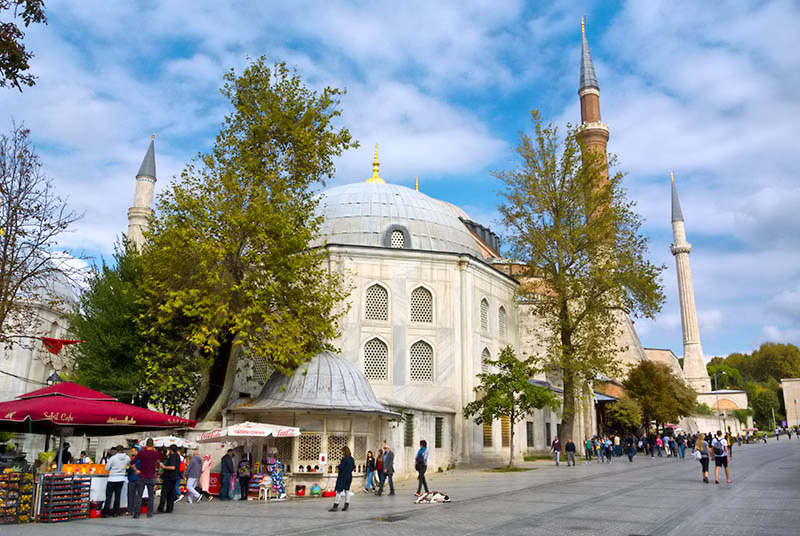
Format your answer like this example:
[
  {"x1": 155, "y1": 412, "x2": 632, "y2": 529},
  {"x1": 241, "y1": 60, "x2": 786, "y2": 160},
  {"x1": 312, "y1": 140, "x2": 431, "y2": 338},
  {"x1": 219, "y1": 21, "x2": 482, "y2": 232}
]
[
  {"x1": 795, "y1": 399, "x2": 798, "y2": 429},
  {"x1": 46, "y1": 371, "x2": 62, "y2": 386},
  {"x1": 713, "y1": 371, "x2": 727, "y2": 433}
]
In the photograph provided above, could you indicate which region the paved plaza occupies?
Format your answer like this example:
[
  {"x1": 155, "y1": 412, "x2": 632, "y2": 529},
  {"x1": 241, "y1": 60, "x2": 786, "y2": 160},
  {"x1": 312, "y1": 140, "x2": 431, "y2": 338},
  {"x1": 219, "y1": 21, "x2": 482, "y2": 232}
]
[{"x1": 5, "y1": 438, "x2": 799, "y2": 536}]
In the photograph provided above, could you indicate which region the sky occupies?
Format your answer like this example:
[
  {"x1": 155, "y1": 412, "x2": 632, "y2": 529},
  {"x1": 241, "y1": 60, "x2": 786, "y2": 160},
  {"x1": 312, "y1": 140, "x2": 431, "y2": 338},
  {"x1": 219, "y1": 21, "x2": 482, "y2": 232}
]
[{"x1": 1, "y1": 0, "x2": 798, "y2": 361}]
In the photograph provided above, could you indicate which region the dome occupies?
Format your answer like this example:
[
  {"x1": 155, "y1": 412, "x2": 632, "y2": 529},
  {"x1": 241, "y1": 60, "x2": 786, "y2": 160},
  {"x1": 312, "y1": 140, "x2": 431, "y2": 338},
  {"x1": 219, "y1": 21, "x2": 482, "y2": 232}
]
[
  {"x1": 229, "y1": 351, "x2": 398, "y2": 418},
  {"x1": 312, "y1": 182, "x2": 483, "y2": 257}
]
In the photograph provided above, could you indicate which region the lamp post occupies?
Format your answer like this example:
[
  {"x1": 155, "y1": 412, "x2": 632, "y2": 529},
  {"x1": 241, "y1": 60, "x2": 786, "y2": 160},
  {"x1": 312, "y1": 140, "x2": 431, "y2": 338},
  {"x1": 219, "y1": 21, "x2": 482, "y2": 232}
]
[
  {"x1": 46, "y1": 371, "x2": 62, "y2": 386},
  {"x1": 713, "y1": 371, "x2": 727, "y2": 433},
  {"x1": 794, "y1": 399, "x2": 798, "y2": 429}
]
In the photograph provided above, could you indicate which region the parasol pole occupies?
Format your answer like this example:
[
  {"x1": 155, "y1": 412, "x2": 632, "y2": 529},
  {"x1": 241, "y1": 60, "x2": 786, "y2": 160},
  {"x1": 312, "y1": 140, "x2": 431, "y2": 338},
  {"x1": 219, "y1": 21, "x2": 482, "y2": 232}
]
[{"x1": 55, "y1": 429, "x2": 65, "y2": 472}]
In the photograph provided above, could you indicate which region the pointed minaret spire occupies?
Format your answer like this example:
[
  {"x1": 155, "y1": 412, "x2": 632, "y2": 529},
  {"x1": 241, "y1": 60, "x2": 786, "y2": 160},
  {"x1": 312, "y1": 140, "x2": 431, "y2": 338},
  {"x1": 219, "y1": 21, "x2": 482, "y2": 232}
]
[
  {"x1": 127, "y1": 135, "x2": 158, "y2": 251},
  {"x1": 366, "y1": 144, "x2": 385, "y2": 184},
  {"x1": 670, "y1": 173, "x2": 712, "y2": 392},
  {"x1": 577, "y1": 19, "x2": 609, "y2": 170},
  {"x1": 415, "y1": 177, "x2": 419, "y2": 191}
]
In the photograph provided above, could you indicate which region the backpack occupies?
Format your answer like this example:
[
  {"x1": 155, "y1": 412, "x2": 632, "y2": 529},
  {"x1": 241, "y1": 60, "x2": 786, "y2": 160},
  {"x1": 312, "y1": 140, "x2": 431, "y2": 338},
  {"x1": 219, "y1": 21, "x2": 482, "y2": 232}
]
[
  {"x1": 414, "y1": 452, "x2": 425, "y2": 471},
  {"x1": 712, "y1": 439, "x2": 724, "y2": 456}
]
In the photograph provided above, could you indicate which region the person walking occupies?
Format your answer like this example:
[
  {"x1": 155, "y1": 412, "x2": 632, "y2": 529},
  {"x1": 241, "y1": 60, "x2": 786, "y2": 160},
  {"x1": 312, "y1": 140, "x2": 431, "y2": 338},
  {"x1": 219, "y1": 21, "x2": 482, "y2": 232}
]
[
  {"x1": 551, "y1": 436, "x2": 562, "y2": 466},
  {"x1": 415, "y1": 440, "x2": 430, "y2": 495},
  {"x1": 199, "y1": 454, "x2": 213, "y2": 501},
  {"x1": 126, "y1": 446, "x2": 141, "y2": 516},
  {"x1": 328, "y1": 446, "x2": 355, "y2": 511},
  {"x1": 712, "y1": 430, "x2": 731, "y2": 484},
  {"x1": 584, "y1": 436, "x2": 592, "y2": 464},
  {"x1": 363, "y1": 450, "x2": 376, "y2": 493},
  {"x1": 696, "y1": 432, "x2": 711, "y2": 483},
  {"x1": 102, "y1": 445, "x2": 130, "y2": 518},
  {"x1": 184, "y1": 449, "x2": 203, "y2": 504},
  {"x1": 376, "y1": 444, "x2": 395, "y2": 496},
  {"x1": 219, "y1": 449, "x2": 234, "y2": 500},
  {"x1": 237, "y1": 458, "x2": 251, "y2": 500},
  {"x1": 131, "y1": 438, "x2": 162, "y2": 519},
  {"x1": 564, "y1": 438, "x2": 576, "y2": 467},
  {"x1": 157, "y1": 445, "x2": 182, "y2": 513},
  {"x1": 625, "y1": 436, "x2": 635, "y2": 462}
]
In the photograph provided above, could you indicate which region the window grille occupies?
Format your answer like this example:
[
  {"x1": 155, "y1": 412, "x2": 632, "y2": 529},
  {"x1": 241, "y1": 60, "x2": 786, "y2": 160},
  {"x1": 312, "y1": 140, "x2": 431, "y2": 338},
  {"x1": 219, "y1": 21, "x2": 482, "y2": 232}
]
[
  {"x1": 483, "y1": 421, "x2": 492, "y2": 447},
  {"x1": 252, "y1": 357, "x2": 269, "y2": 385},
  {"x1": 404, "y1": 414, "x2": 414, "y2": 447},
  {"x1": 435, "y1": 417, "x2": 444, "y2": 449},
  {"x1": 365, "y1": 284, "x2": 388, "y2": 321},
  {"x1": 409, "y1": 340, "x2": 434, "y2": 382},
  {"x1": 354, "y1": 435, "x2": 368, "y2": 467},
  {"x1": 298, "y1": 434, "x2": 321, "y2": 467},
  {"x1": 390, "y1": 230, "x2": 405, "y2": 249},
  {"x1": 526, "y1": 421, "x2": 534, "y2": 448},
  {"x1": 409, "y1": 286, "x2": 433, "y2": 323},
  {"x1": 501, "y1": 416, "x2": 510, "y2": 448},
  {"x1": 327, "y1": 434, "x2": 349, "y2": 461},
  {"x1": 363, "y1": 338, "x2": 389, "y2": 381},
  {"x1": 274, "y1": 437, "x2": 293, "y2": 467},
  {"x1": 498, "y1": 306, "x2": 507, "y2": 338},
  {"x1": 481, "y1": 348, "x2": 491, "y2": 374},
  {"x1": 480, "y1": 298, "x2": 489, "y2": 331}
]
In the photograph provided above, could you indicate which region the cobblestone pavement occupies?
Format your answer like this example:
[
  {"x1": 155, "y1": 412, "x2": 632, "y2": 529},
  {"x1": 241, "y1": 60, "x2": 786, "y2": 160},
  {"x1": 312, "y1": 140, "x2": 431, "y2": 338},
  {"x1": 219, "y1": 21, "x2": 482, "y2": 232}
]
[{"x1": 5, "y1": 437, "x2": 799, "y2": 535}]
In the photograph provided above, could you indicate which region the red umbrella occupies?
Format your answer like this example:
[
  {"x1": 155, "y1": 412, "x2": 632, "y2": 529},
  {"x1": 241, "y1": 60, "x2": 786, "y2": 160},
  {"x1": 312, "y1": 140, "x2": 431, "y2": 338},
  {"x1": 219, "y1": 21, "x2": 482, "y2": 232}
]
[{"x1": 0, "y1": 382, "x2": 196, "y2": 434}]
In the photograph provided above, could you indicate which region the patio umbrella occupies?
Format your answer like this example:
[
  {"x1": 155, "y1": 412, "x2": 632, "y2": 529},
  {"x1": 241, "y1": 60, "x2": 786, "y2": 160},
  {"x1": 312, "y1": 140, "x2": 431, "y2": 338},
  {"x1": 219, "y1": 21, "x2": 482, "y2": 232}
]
[
  {"x1": 137, "y1": 435, "x2": 199, "y2": 449},
  {"x1": 0, "y1": 382, "x2": 196, "y2": 469},
  {"x1": 198, "y1": 421, "x2": 300, "y2": 443}
]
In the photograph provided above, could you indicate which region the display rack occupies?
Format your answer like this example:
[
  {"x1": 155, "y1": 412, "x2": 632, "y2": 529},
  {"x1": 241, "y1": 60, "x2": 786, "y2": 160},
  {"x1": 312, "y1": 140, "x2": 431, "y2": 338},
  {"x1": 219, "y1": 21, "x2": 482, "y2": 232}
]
[
  {"x1": 38, "y1": 474, "x2": 90, "y2": 523},
  {"x1": 0, "y1": 472, "x2": 34, "y2": 524}
]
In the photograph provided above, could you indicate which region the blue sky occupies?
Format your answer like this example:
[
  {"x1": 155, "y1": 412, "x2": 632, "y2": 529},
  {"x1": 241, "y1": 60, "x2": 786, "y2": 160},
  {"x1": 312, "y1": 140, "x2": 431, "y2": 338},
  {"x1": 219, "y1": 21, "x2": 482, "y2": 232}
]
[{"x1": 1, "y1": 1, "x2": 798, "y2": 360}]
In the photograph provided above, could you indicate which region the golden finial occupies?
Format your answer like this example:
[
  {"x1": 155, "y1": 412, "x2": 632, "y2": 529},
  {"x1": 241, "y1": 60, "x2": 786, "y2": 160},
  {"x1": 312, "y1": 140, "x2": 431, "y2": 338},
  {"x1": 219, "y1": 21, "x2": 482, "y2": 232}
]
[
  {"x1": 151, "y1": 131, "x2": 155, "y2": 140},
  {"x1": 415, "y1": 177, "x2": 419, "y2": 191},
  {"x1": 366, "y1": 143, "x2": 385, "y2": 184},
  {"x1": 581, "y1": 17, "x2": 585, "y2": 35},
  {"x1": 670, "y1": 170, "x2": 675, "y2": 182}
]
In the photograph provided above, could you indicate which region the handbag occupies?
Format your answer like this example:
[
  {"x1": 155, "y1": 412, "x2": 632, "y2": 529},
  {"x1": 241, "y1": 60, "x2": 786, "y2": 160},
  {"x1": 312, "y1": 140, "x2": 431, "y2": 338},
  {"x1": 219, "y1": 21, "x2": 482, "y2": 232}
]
[{"x1": 694, "y1": 450, "x2": 702, "y2": 460}]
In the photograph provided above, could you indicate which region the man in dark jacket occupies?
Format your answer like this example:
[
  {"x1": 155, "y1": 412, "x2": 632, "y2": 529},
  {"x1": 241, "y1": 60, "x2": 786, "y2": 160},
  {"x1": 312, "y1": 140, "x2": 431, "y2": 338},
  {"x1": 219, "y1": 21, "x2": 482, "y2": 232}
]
[
  {"x1": 219, "y1": 449, "x2": 235, "y2": 500},
  {"x1": 376, "y1": 444, "x2": 395, "y2": 496},
  {"x1": 564, "y1": 438, "x2": 576, "y2": 466},
  {"x1": 158, "y1": 445, "x2": 182, "y2": 513}
]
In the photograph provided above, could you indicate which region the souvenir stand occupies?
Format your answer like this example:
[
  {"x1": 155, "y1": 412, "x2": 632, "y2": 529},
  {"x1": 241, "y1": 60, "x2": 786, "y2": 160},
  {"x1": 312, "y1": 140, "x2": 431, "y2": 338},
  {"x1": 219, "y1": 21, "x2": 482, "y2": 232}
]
[{"x1": 198, "y1": 421, "x2": 300, "y2": 500}]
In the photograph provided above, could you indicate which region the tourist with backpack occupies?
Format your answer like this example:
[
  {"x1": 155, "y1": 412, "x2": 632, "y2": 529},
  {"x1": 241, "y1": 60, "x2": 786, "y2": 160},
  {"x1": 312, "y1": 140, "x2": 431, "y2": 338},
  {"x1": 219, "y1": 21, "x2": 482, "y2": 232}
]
[
  {"x1": 414, "y1": 439, "x2": 429, "y2": 496},
  {"x1": 712, "y1": 430, "x2": 731, "y2": 484}
]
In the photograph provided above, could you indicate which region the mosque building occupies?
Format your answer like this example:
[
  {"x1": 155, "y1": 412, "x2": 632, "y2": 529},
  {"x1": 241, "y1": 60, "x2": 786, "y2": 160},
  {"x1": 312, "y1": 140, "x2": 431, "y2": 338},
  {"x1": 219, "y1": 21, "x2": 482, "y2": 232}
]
[{"x1": 120, "y1": 23, "x2": 748, "y2": 476}]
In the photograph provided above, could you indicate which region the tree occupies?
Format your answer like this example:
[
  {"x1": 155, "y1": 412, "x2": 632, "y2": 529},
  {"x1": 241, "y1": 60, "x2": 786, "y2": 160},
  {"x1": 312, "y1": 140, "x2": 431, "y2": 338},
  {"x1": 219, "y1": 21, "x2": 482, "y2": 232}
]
[
  {"x1": 139, "y1": 58, "x2": 355, "y2": 419},
  {"x1": 65, "y1": 240, "x2": 147, "y2": 405},
  {"x1": 0, "y1": 0, "x2": 46, "y2": 91},
  {"x1": 463, "y1": 345, "x2": 557, "y2": 467},
  {"x1": 624, "y1": 361, "x2": 697, "y2": 429},
  {"x1": 752, "y1": 388, "x2": 779, "y2": 429},
  {"x1": 494, "y1": 111, "x2": 664, "y2": 440},
  {"x1": 606, "y1": 394, "x2": 643, "y2": 434},
  {"x1": 706, "y1": 364, "x2": 742, "y2": 389},
  {"x1": 0, "y1": 123, "x2": 81, "y2": 345}
]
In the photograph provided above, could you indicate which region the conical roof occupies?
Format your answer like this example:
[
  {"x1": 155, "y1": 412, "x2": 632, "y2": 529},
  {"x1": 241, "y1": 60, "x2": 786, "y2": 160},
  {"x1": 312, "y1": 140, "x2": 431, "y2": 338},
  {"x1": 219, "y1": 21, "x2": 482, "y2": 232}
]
[
  {"x1": 671, "y1": 173, "x2": 684, "y2": 222},
  {"x1": 580, "y1": 22, "x2": 599, "y2": 91},
  {"x1": 229, "y1": 351, "x2": 399, "y2": 418},
  {"x1": 137, "y1": 137, "x2": 156, "y2": 181}
]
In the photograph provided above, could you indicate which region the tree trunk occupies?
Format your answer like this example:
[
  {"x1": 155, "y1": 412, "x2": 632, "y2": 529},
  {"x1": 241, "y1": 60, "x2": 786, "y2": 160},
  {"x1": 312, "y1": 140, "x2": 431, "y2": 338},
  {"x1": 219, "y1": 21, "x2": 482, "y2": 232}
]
[
  {"x1": 508, "y1": 408, "x2": 516, "y2": 468},
  {"x1": 193, "y1": 331, "x2": 241, "y2": 422},
  {"x1": 561, "y1": 370, "x2": 577, "y2": 445}
]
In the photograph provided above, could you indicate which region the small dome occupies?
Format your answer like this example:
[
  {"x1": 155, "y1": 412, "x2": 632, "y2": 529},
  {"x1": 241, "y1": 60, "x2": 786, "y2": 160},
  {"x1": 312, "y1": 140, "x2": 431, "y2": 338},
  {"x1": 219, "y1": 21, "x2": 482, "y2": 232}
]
[
  {"x1": 312, "y1": 182, "x2": 482, "y2": 257},
  {"x1": 231, "y1": 351, "x2": 397, "y2": 417}
]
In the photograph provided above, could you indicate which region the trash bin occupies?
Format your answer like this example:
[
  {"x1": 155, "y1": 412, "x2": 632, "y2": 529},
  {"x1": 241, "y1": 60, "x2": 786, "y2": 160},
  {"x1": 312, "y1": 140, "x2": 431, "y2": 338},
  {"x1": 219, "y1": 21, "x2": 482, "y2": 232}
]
[{"x1": 295, "y1": 485, "x2": 306, "y2": 496}]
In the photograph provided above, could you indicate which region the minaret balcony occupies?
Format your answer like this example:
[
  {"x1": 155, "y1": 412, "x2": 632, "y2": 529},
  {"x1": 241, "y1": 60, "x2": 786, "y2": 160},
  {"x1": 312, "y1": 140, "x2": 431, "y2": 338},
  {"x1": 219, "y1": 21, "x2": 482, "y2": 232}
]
[{"x1": 670, "y1": 243, "x2": 691, "y2": 255}]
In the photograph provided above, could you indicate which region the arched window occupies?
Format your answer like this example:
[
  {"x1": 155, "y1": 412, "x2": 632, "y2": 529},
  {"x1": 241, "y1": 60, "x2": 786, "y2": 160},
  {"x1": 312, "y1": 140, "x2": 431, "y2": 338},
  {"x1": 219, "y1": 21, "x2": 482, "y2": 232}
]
[
  {"x1": 480, "y1": 298, "x2": 489, "y2": 332},
  {"x1": 481, "y1": 348, "x2": 491, "y2": 374},
  {"x1": 409, "y1": 286, "x2": 433, "y2": 323},
  {"x1": 409, "y1": 340, "x2": 434, "y2": 382},
  {"x1": 498, "y1": 306, "x2": 507, "y2": 338},
  {"x1": 365, "y1": 284, "x2": 388, "y2": 321},
  {"x1": 363, "y1": 338, "x2": 389, "y2": 381},
  {"x1": 390, "y1": 230, "x2": 405, "y2": 249}
]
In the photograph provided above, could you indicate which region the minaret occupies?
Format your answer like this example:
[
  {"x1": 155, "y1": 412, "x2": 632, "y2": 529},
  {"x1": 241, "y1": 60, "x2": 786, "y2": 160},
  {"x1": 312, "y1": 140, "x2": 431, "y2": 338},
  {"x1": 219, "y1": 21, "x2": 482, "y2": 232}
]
[
  {"x1": 127, "y1": 135, "x2": 157, "y2": 251},
  {"x1": 670, "y1": 173, "x2": 712, "y2": 392},
  {"x1": 577, "y1": 18, "x2": 610, "y2": 176}
]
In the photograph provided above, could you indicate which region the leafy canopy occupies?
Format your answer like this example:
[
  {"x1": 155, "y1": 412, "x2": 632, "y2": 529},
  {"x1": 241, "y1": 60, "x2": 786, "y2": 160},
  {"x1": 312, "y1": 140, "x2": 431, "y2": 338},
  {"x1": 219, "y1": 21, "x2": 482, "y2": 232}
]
[
  {"x1": 606, "y1": 394, "x2": 643, "y2": 433},
  {"x1": 0, "y1": 1, "x2": 46, "y2": 90},
  {"x1": 139, "y1": 58, "x2": 355, "y2": 417},
  {"x1": 624, "y1": 360, "x2": 697, "y2": 426},
  {"x1": 464, "y1": 345, "x2": 557, "y2": 466}
]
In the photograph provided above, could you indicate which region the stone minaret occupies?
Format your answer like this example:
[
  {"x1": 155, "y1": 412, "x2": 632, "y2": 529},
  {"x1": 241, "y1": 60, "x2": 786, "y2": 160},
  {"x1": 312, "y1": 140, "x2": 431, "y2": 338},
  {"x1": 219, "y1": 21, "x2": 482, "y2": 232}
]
[
  {"x1": 577, "y1": 18, "x2": 610, "y2": 179},
  {"x1": 127, "y1": 135, "x2": 157, "y2": 251},
  {"x1": 670, "y1": 173, "x2": 712, "y2": 392}
]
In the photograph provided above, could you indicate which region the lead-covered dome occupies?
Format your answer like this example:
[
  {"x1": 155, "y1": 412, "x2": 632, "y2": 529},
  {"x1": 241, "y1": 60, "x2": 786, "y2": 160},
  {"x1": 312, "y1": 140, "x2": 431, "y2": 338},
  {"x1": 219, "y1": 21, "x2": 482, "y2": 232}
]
[
  {"x1": 229, "y1": 351, "x2": 398, "y2": 417},
  {"x1": 312, "y1": 181, "x2": 483, "y2": 257}
]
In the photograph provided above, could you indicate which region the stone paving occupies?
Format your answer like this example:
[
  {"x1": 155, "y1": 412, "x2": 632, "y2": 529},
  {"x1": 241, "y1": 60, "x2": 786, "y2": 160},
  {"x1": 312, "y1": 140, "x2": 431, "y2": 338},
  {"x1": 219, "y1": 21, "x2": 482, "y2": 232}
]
[{"x1": 4, "y1": 437, "x2": 799, "y2": 535}]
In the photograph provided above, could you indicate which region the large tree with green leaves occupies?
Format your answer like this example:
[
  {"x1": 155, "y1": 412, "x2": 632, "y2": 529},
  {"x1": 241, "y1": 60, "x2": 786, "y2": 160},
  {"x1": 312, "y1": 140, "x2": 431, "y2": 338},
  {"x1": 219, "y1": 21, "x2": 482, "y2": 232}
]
[
  {"x1": 624, "y1": 361, "x2": 697, "y2": 429},
  {"x1": 463, "y1": 345, "x2": 557, "y2": 467},
  {"x1": 65, "y1": 241, "x2": 146, "y2": 405},
  {"x1": 606, "y1": 394, "x2": 643, "y2": 434},
  {"x1": 140, "y1": 58, "x2": 355, "y2": 420},
  {"x1": 494, "y1": 111, "x2": 664, "y2": 441}
]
